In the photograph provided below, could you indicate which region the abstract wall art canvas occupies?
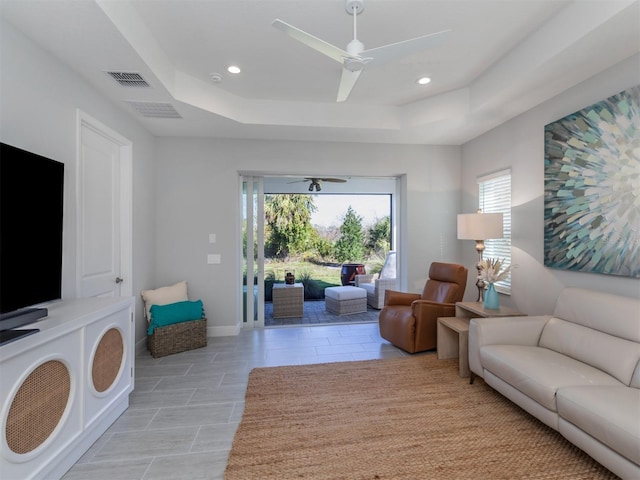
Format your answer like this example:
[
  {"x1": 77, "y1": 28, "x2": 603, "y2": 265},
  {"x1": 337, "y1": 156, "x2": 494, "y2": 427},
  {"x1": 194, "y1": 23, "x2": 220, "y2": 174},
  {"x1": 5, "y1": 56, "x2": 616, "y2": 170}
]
[{"x1": 544, "y1": 85, "x2": 640, "y2": 278}]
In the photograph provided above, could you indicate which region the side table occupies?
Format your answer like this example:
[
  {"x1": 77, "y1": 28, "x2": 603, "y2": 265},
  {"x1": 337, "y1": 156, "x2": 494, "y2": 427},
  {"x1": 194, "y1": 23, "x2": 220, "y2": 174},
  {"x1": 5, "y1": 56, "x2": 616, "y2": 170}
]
[
  {"x1": 455, "y1": 301, "x2": 525, "y2": 319},
  {"x1": 437, "y1": 301, "x2": 525, "y2": 382},
  {"x1": 437, "y1": 317, "x2": 471, "y2": 377},
  {"x1": 272, "y1": 283, "x2": 304, "y2": 318}
]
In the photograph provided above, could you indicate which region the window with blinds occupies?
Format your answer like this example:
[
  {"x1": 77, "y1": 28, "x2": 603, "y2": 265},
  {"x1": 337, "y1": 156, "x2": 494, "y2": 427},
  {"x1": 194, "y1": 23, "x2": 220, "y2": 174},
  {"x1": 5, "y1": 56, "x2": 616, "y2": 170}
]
[{"x1": 478, "y1": 169, "x2": 512, "y2": 294}]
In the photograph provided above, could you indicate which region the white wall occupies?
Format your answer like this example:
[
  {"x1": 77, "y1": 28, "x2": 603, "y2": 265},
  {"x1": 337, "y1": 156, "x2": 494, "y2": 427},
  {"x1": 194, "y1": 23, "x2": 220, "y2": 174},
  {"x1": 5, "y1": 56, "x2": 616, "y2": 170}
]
[
  {"x1": 10, "y1": 11, "x2": 635, "y2": 341},
  {"x1": 0, "y1": 20, "x2": 157, "y2": 344},
  {"x1": 461, "y1": 54, "x2": 640, "y2": 315},
  {"x1": 0, "y1": 16, "x2": 462, "y2": 341},
  {"x1": 153, "y1": 138, "x2": 462, "y2": 335}
]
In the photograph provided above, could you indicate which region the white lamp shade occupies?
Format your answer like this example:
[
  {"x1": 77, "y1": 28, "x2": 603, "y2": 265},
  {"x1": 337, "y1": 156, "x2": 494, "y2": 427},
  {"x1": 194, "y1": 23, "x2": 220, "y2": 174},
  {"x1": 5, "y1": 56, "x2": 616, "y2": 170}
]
[{"x1": 457, "y1": 213, "x2": 503, "y2": 240}]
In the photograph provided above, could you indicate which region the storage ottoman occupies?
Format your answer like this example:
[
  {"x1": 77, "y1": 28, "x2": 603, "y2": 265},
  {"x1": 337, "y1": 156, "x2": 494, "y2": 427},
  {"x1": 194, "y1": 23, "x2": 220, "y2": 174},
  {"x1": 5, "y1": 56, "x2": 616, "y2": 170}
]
[
  {"x1": 147, "y1": 318, "x2": 207, "y2": 358},
  {"x1": 325, "y1": 286, "x2": 367, "y2": 315}
]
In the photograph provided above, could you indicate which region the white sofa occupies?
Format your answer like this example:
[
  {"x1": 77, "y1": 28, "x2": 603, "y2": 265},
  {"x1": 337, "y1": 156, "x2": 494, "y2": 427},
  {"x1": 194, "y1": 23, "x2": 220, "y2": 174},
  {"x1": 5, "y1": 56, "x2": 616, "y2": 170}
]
[{"x1": 469, "y1": 287, "x2": 640, "y2": 479}]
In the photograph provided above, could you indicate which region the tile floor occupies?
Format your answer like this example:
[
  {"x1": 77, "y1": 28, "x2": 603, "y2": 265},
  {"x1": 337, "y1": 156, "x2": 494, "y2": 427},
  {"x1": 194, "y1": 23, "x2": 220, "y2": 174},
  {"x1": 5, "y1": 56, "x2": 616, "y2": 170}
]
[
  {"x1": 264, "y1": 298, "x2": 381, "y2": 326},
  {"x1": 62, "y1": 319, "x2": 411, "y2": 480}
]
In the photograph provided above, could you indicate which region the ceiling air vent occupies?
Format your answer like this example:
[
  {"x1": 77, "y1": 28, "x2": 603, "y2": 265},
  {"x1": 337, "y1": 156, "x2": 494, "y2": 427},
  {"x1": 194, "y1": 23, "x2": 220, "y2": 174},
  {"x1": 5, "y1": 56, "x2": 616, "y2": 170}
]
[
  {"x1": 125, "y1": 101, "x2": 182, "y2": 119},
  {"x1": 105, "y1": 71, "x2": 150, "y2": 88}
]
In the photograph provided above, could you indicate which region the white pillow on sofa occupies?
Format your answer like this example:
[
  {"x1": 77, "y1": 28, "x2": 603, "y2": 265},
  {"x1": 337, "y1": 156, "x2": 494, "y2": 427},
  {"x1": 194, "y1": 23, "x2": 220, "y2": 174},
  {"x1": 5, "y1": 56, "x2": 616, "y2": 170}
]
[{"x1": 141, "y1": 281, "x2": 188, "y2": 321}]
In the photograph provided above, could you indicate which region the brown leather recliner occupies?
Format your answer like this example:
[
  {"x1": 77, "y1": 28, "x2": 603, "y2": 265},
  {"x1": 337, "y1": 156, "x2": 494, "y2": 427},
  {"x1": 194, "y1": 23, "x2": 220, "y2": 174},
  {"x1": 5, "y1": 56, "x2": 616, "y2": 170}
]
[{"x1": 378, "y1": 262, "x2": 468, "y2": 354}]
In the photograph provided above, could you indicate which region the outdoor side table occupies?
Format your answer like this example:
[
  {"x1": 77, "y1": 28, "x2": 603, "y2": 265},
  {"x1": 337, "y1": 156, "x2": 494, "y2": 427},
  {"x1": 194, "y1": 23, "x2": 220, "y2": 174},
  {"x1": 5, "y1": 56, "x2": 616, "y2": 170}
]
[{"x1": 272, "y1": 283, "x2": 304, "y2": 318}]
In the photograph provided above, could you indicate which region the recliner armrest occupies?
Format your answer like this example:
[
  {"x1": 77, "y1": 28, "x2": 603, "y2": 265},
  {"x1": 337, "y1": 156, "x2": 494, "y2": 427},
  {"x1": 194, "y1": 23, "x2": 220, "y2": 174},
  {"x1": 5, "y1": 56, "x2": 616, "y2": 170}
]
[
  {"x1": 411, "y1": 300, "x2": 456, "y2": 321},
  {"x1": 384, "y1": 290, "x2": 421, "y2": 306}
]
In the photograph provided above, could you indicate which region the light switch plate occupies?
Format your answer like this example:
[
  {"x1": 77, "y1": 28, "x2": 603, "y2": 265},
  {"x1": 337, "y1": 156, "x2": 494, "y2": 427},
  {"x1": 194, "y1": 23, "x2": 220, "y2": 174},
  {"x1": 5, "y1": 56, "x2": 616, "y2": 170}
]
[
  {"x1": 209, "y1": 233, "x2": 216, "y2": 244},
  {"x1": 207, "y1": 254, "x2": 221, "y2": 264}
]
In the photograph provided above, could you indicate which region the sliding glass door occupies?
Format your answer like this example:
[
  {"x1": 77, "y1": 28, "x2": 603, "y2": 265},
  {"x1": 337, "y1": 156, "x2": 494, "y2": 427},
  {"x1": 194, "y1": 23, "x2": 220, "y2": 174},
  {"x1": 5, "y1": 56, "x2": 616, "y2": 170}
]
[
  {"x1": 241, "y1": 176, "x2": 265, "y2": 328},
  {"x1": 241, "y1": 173, "x2": 402, "y2": 328}
]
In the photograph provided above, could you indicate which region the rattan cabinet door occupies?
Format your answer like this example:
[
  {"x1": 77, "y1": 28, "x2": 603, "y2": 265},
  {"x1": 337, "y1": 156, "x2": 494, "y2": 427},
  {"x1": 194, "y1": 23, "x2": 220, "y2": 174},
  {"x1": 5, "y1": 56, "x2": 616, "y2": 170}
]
[
  {"x1": 84, "y1": 308, "x2": 133, "y2": 428},
  {"x1": 1, "y1": 329, "x2": 83, "y2": 479}
]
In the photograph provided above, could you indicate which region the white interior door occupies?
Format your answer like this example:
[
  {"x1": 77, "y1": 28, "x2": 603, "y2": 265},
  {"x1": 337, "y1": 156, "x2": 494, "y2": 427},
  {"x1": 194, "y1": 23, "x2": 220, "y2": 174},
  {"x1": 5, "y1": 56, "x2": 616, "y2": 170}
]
[{"x1": 77, "y1": 111, "x2": 132, "y2": 298}]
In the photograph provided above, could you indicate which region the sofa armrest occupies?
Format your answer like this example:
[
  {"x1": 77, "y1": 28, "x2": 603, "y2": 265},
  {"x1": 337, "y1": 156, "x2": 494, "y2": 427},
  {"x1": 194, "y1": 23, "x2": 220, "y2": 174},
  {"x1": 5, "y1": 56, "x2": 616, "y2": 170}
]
[
  {"x1": 384, "y1": 290, "x2": 421, "y2": 306},
  {"x1": 469, "y1": 316, "x2": 551, "y2": 378},
  {"x1": 355, "y1": 274, "x2": 375, "y2": 286}
]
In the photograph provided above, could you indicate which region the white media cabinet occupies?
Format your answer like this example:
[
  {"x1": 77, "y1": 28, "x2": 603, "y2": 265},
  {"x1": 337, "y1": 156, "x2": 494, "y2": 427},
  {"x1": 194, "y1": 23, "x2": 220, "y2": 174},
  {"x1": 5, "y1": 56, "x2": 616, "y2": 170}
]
[{"x1": 0, "y1": 297, "x2": 135, "y2": 480}]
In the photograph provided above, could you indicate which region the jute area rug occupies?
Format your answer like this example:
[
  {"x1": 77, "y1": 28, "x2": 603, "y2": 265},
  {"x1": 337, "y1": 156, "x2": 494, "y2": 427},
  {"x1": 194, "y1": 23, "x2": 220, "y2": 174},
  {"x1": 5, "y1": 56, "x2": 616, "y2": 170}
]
[{"x1": 225, "y1": 355, "x2": 618, "y2": 479}]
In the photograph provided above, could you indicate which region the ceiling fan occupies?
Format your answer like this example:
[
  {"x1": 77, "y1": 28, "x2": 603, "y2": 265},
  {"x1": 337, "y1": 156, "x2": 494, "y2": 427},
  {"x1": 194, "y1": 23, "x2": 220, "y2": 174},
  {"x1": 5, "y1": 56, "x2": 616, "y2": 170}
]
[
  {"x1": 289, "y1": 177, "x2": 347, "y2": 192},
  {"x1": 272, "y1": 0, "x2": 450, "y2": 102}
]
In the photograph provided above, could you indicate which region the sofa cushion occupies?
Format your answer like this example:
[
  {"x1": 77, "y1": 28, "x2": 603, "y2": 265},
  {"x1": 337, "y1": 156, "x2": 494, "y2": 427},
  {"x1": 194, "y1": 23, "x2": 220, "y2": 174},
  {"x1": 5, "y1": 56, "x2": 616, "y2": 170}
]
[
  {"x1": 557, "y1": 385, "x2": 640, "y2": 465},
  {"x1": 359, "y1": 283, "x2": 375, "y2": 295},
  {"x1": 632, "y1": 362, "x2": 640, "y2": 389},
  {"x1": 324, "y1": 286, "x2": 366, "y2": 301},
  {"x1": 379, "y1": 251, "x2": 396, "y2": 279},
  {"x1": 148, "y1": 299, "x2": 204, "y2": 335},
  {"x1": 480, "y1": 345, "x2": 623, "y2": 411},
  {"x1": 141, "y1": 281, "x2": 188, "y2": 321},
  {"x1": 540, "y1": 317, "x2": 640, "y2": 385},
  {"x1": 553, "y1": 287, "x2": 640, "y2": 342}
]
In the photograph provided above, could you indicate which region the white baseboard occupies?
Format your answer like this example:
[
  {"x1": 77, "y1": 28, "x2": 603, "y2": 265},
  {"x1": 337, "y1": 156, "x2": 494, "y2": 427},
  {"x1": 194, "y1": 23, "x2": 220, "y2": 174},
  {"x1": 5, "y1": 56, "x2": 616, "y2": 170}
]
[{"x1": 208, "y1": 324, "x2": 241, "y2": 337}]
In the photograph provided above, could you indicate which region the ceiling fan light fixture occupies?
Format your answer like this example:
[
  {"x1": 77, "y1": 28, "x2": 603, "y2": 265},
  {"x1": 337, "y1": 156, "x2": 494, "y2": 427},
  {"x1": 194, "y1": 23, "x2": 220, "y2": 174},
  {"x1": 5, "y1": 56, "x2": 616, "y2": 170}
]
[
  {"x1": 289, "y1": 177, "x2": 345, "y2": 190},
  {"x1": 344, "y1": 57, "x2": 366, "y2": 72},
  {"x1": 416, "y1": 76, "x2": 431, "y2": 85}
]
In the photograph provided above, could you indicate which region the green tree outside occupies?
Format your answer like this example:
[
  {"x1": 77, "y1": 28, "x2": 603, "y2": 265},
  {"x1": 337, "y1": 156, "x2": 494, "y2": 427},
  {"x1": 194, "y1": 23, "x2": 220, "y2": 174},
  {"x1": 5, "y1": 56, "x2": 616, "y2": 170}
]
[
  {"x1": 264, "y1": 194, "x2": 317, "y2": 259},
  {"x1": 334, "y1": 206, "x2": 365, "y2": 263}
]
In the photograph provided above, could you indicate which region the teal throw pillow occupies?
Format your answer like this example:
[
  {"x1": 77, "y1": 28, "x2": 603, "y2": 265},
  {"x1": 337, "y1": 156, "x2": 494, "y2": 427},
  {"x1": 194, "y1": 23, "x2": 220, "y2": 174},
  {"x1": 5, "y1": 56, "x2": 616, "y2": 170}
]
[{"x1": 148, "y1": 299, "x2": 204, "y2": 335}]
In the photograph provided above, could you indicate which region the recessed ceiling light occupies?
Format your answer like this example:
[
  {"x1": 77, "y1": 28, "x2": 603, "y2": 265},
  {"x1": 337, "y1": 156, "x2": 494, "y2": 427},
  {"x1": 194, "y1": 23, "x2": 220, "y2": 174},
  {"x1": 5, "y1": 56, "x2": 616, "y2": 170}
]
[
  {"x1": 416, "y1": 76, "x2": 431, "y2": 85},
  {"x1": 227, "y1": 65, "x2": 241, "y2": 74}
]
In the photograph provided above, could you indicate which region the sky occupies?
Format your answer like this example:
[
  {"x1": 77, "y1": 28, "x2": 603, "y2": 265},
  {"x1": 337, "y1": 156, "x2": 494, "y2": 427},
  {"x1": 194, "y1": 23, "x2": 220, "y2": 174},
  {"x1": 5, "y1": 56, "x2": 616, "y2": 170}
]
[{"x1": 310, "y1": 194, "x2": 391, "y2": 228}]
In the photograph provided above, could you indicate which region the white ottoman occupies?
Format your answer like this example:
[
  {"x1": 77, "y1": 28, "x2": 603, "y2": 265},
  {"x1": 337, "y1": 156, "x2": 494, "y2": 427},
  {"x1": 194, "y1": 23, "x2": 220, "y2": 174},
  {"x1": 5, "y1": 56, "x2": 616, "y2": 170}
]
[{"x1": 324, "y1": 286, "x2": 367, "y2": 315}]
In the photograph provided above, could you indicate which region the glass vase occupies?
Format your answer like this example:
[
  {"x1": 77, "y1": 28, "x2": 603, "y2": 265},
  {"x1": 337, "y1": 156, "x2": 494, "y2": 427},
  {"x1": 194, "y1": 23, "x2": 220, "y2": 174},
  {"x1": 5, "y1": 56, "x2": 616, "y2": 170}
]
[{"x1": 484, "y1": 283, "x2": 500, "y2": 310}]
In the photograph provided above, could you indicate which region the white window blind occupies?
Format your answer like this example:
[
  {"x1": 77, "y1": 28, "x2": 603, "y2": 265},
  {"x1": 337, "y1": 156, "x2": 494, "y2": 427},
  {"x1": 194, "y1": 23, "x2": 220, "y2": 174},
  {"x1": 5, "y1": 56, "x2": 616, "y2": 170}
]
[{"x1": 478, "y1": 170, "x2": 512, "y2": 294}]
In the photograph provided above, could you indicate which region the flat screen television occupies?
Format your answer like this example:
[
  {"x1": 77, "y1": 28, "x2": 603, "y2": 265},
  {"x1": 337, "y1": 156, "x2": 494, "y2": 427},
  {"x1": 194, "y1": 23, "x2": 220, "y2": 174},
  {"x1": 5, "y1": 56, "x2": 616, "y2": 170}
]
[{"x1": 1, "y1": 142, "x2": 64, "y2": 344}]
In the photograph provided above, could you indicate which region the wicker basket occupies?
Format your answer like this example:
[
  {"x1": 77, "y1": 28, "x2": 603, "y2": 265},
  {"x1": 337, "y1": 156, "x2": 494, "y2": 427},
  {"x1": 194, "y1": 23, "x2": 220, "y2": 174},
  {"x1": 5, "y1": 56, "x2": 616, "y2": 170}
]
[{"x1": 147, "y1": 318, "x2": 207, "y2": 358}]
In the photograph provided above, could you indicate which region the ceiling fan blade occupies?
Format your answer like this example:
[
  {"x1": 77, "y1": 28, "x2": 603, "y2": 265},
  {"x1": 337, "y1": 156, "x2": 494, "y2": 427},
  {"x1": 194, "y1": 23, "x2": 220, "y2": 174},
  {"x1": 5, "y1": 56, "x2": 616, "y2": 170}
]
[
  {"x1": 363, "y1": 29, "x2": 451, "y2": 65},
  {"x1": 337, "y1": 67, "x2": 363, "y2": 102},
  {"x1": 318, "y1": 178, "x2": 347, "y2": 183},
  {"x1": 272, "y1": 19, "x2": 351, "y2": 64}
]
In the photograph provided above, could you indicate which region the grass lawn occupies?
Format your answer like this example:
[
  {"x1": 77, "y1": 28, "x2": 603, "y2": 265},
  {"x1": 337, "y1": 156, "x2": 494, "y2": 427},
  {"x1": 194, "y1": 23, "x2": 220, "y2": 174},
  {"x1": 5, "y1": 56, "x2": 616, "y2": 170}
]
[
  {"x1": 263, "y1": 260, "x2": 345, "y2": 300},
  {"x1": 255, "y1": 257, "x2": 385, "y2": 301},
  {"x1": 265, "y1": 260, "x2": 343, "y2": 285}
]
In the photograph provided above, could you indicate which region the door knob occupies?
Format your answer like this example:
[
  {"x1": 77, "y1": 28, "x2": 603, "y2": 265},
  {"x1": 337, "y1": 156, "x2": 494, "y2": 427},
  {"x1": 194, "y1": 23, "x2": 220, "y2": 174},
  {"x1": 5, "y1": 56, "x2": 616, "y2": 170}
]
[{"x1": 115, "y1": 277, "x2": 124, "y2": 284}]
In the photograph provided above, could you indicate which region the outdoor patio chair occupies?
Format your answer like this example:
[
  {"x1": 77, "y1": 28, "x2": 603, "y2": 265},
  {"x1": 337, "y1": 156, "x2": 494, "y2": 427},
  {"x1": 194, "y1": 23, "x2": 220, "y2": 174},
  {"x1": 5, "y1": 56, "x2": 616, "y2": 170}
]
[{"x1": 355, "y1": 251, "x2": 396, "y2": 309}]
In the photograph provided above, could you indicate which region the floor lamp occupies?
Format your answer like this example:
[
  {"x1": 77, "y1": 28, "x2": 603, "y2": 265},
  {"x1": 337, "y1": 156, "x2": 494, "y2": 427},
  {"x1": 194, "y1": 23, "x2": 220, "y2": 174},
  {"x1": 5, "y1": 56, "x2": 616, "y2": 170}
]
[{"x1": 457, "y1": 210, "x2": 504, "y2": 302}]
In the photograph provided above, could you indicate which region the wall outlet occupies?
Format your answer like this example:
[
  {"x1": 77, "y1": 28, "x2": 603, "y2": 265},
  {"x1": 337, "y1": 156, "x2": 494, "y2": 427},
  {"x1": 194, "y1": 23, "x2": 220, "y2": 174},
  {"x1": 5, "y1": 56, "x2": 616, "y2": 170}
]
[{"x1": 207, "y1": 254, "x2": 221, "y2": 264}]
